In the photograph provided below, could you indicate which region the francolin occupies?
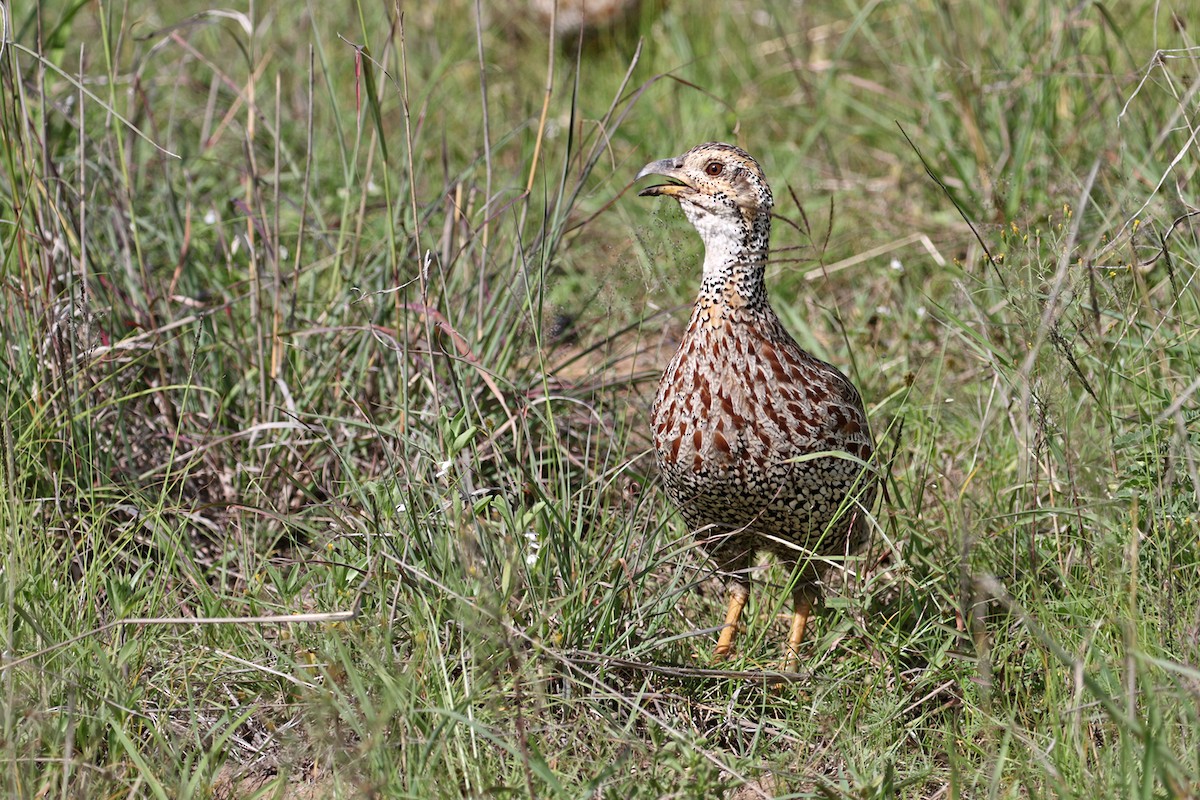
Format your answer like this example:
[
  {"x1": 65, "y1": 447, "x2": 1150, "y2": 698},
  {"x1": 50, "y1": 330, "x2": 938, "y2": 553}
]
[{"x1": 637, "y1": 142, "x2": 876, "y2": 672}]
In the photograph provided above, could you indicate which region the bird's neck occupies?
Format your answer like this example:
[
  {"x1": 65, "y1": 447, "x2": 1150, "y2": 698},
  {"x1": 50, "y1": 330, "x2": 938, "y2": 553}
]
[{"x1": 696, "y1": 212, "x2": 771, "y2": 314}]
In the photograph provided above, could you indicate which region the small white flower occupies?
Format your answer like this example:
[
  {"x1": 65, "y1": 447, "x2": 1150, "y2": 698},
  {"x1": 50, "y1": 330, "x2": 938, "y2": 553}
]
[
  {"x1": 435, "y1": 460, "x2": 452, "y2": 479},
  {"x1": 890, "y1": 258, "x2": 904, "y2": 273},
  {"x1": 204, "y1": 209, "x2": 218, "y2": 225},
  {"x1": 523, "y1": 530, "x2": 542, "y2": 566}
]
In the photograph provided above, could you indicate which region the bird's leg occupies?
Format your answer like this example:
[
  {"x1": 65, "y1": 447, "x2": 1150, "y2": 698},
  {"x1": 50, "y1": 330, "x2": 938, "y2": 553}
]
[
  {"x1": 714, "y1": 583, "x2": 749, "y2": 659},
  {"x1": 782, "y1": 588, "x2": 814, "y2": 673}
]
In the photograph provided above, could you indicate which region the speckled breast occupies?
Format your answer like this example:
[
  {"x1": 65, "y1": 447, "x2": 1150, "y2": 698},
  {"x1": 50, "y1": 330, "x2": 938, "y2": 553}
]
[{"x1": 650, "y1": 309, "x2": 875, "y2": 560}]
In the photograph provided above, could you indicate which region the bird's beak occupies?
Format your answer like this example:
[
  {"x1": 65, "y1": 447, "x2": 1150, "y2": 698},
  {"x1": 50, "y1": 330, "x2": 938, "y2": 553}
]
[{"x1": 636, "y1": 157, "x2": 691, "y2": 198}]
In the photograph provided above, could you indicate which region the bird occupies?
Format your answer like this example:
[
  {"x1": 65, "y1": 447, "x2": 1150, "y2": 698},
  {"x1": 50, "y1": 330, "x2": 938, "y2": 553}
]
[
  {"x1": 526, "y1": 0, "x2": 640, "y2": 35},
  {"x1": 636, "y1": 142, "x2": 876, "y2": 672}
]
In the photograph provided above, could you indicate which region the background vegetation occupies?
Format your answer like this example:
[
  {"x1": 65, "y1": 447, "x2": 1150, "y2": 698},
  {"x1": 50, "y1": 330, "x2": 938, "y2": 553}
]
[{"x1": 2, "y1": 0, "x2": 1198, "y2": 796}]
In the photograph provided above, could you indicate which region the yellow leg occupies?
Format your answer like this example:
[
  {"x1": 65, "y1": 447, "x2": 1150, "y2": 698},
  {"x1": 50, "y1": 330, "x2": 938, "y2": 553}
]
[
  {"x1": 714, "y1": 587, "x2": 749, "y2": 659},
  {"x1": 782, "y1": 591, "x2": 813, "y2": 673}
]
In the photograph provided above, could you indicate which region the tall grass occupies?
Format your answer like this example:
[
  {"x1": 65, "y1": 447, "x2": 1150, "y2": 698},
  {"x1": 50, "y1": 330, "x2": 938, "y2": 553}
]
[{"x1": 2, "y1": 0, "x2": 1198, "y2": 797}]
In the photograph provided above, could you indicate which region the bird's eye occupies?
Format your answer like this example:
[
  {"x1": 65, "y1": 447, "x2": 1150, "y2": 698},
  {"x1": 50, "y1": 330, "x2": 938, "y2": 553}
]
[{"x1": 704, "y1": 161, "x2": 724, "y2": 176}]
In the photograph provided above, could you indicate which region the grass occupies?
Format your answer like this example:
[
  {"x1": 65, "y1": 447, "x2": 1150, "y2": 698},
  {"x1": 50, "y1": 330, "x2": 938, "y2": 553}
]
[{"x1": 2, "y1": 0, "x2": 1199, "y2": 796}]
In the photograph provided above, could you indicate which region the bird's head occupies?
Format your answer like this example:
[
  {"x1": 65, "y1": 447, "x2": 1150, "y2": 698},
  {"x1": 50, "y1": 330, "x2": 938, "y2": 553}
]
[{"x1": 636, "y1": 142, "x2": 774, "y2": 245}]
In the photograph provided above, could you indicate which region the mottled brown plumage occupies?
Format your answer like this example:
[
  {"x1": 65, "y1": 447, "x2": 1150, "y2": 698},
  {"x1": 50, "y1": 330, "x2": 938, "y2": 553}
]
[{"x1": 637, "y1": 143, "x2": 876, "y2": 671}]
